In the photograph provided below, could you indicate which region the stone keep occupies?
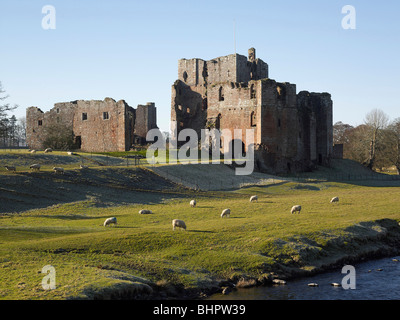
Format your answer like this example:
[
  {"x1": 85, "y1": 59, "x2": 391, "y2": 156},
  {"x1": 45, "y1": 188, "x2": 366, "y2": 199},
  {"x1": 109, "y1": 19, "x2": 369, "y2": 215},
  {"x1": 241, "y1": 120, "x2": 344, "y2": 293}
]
[
  {"x1": 171, "y1": 48, "x2": 333, "y2": 174},
  {"x1": 26, "y1": 98, "x2": 158, "y2": 152}
]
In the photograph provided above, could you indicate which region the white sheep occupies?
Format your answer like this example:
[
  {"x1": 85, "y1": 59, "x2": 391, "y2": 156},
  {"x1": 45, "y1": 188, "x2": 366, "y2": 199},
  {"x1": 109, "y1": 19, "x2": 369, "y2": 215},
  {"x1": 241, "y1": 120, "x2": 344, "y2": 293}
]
[
  {"x1": 30, "y1": 164, "x2": 41, "y2": 171},
  {"x1": 53, "y1": 167, "x2": 64, "y2": 174},
  {"x1": 4, "y1": 165, "x2": 16, "y2": 173},
  {"x1": 221, "y1": 208, "x2": 231, "y2": 218},
  {"x1": 104, "y1": 217, "x2": 117, "y2": 227},
  {"x1": 250, "y1": 195, "x2": 258, "y2": 202},
  {"x1": 330, "y1": 197, "x2": 339, "y2": 203},
  {"x1": 139, "y1": 209, "x2": 152, "y2": 215},
  {"x1": 44, "y1": 148, "x2": 52, "y2": 153},
  {"x1": 190, "y1": 199, "x2": 196, "y2": 207},
  {"x1": 80, "y1": 164, "x2": 89, "y2": 169},
  {"x1": 291, "y1": 205, "x2": 302, "y2": 214},
  {"x1": 30, "y1": 150, "x2": 36, "y2": 153},
  {"x1": 172, "y1": 219, "x2": 186, "y2": 231},
  {"x1": 67, "y1": 151, "x2": 74, "y2": 155}
]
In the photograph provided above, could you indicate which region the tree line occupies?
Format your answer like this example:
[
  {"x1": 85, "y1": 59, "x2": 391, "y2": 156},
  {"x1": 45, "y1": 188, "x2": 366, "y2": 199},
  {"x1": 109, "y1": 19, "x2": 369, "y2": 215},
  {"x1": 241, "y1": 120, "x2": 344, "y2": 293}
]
[
  {"x1": 334, "y1": 109, "x2": 400, "y2": 174},
  {"x1": 0, "y1": 82, "x2": 26, "y2": 148}
]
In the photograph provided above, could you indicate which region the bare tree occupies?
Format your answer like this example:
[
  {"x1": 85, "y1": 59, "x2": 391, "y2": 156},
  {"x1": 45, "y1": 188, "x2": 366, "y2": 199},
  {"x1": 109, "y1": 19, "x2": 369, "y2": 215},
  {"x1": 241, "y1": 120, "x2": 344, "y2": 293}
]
[
  {"x1": 333, "y1": 121, "x2": 354, "y2": 145},
  {"x1": 0, "y1": 82, "x2": 18, "y2": 146},
  {"x1": 386, "y1": 118, "x2": 400, "y2": 174},
  {"x1": 363, "y1": 109, "x2": 389, "y2": 169}
]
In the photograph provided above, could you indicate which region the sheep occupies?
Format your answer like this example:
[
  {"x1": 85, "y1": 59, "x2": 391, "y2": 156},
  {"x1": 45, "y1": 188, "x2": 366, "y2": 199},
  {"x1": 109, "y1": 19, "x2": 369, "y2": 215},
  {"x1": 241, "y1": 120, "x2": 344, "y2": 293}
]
[
  {"x1": 221, "y1": 208, "x2": 231, "y2": 218},
  {"x1": 190, "y1": 199, "x2": 196, "y2": 207},
  {"x1": 67, "y1": 151, "x2": 74, "y2": 155},
  {"x1": 330, "y1": 197, "x2": 339, "y2": 203},
  {"x1": 4, "y1": 165, "x2": 16, "y2": 173},
  {"x1": 29, "y1": 164, "x2": 41, "y2": 171},
  {"x1": 104, "y1": 217, "x2": 117, "y2": 227},
  {"x1": 53, "y1": 167, "x2": 64, "y2": 175},
  {"x1": 291, "y1": 205, "x2": 302, "y2": 214},
  {"x1": 79, "y1": 164, "x2": 89, "y2": 169},
  {"x1": 250, "y1": 195, "x2": 258, "y2": 203},
  {"x1": 44, "y1": 148, "x2": 52, "y2": 153},
  {"x1": 172, "y1": 219, "x2": 186, "y2": 231},
  {"x1": 30, "y1": 150, "x2": 36, "y2": 153},
  {"x1": 139, "y1": 209, "x2": 153, "y2": 215}
]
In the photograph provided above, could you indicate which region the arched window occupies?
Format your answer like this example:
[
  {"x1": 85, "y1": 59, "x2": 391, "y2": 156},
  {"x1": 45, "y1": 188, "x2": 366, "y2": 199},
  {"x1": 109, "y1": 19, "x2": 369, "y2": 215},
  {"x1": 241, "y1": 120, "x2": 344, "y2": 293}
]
[{"x1": 218, "y1": 86, "x2": 224, "y2": 101}]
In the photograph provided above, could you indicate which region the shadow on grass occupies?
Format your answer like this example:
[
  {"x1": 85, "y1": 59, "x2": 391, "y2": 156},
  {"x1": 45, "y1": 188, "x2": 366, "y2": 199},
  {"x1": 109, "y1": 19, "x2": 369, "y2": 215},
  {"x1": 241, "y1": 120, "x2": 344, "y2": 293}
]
[{"x1": 187, "y1": 230, "x2": 215, "y2": 233}]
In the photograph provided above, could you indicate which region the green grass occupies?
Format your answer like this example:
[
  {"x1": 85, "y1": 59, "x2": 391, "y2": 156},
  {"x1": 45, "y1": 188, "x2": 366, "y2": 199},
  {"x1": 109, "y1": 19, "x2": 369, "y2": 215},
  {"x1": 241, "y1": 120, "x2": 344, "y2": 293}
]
[{"x1": 1, "y1": 180, "x2": 400, "y2": 299}]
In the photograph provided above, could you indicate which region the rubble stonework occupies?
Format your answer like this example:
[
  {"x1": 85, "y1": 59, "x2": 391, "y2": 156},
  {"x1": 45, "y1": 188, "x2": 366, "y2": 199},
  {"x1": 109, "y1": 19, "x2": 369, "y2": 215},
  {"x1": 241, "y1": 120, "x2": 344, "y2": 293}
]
[
  {"x1": 26, "y1": 98, "x2": 157, "y2": 152},
  {"x1": 171, "y1": 48, "x2": 333, "y2": 174}
]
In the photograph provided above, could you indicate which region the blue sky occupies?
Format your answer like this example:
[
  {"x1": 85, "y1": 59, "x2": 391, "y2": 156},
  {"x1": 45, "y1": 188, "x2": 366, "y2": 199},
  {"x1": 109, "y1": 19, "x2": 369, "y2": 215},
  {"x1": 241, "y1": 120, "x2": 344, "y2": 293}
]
[{"x1": 1, "y1": 0, "x2": 399, "y2": 132}]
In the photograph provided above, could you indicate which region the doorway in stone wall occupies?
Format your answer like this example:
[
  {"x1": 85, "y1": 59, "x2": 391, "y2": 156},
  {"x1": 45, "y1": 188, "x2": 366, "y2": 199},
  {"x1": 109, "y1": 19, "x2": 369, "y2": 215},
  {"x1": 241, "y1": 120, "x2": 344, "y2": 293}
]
[
  {"x1": 229, "y1": 139, "x2": 245, "y2": 162},
  {"x1": 75, "y1": 136, "x2": 82, "y2": 149}
]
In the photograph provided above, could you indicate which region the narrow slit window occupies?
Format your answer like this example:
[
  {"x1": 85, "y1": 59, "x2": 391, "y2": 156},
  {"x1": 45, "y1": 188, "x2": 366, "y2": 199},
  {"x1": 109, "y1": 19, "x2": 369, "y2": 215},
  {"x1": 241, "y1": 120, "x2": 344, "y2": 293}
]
[
  {"x1": 38, "y1": 120, "x2": 43, "y2": 126},
  {"x1": 103, "y1": 112, "x2": 109, "y2": 120},
  {"x1": 82, "y1": 113, "x2": 88, "y2": 121}
]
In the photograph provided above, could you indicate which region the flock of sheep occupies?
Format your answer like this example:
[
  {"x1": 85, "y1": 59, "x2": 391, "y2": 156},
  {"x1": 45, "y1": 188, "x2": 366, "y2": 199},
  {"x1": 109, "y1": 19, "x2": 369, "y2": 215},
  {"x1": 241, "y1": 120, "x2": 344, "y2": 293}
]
[
  {"x1": 3, "y1": 148, "x2": 87, "y2": 174},
  {"x1": 102, "y1": 195, "x2": 340, "y2": 231}
]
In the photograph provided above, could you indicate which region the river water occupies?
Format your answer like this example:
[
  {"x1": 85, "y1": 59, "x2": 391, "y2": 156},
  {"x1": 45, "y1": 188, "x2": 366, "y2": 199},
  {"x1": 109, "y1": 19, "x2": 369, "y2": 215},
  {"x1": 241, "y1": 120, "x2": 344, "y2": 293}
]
[{"x1": 209, "y1": 256, "x2": 400, "y2": 300}]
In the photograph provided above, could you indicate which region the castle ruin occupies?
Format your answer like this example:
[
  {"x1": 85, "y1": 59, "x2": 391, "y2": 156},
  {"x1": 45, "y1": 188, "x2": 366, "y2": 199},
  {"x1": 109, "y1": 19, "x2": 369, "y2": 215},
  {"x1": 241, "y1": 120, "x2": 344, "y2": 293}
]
[
  {"x1": 26, "y1": 98, "x2": 158, "y2": 152},
  {"x1": 171, "y1": 48, "x2": 333, "y2": 174}
]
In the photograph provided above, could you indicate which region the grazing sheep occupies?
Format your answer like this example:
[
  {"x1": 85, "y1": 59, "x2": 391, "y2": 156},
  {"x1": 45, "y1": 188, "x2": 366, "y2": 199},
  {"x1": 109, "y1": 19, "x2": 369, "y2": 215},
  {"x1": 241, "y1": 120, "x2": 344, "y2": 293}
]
[
  {"x1": 67, "y1": 151, "x2": 74, "y2": 155},
  {"x1": 250, "y1": 195, "x2": 258, "y2": 202},
  {"x1": 30, "y1": 164, "x2": 41, "y2": 171},
  {"x1": 44, "y1": 148, "x2": 52, "y2": 153},
  {"x1": 30, "y1": 150, "x2": 36, "y2": 153},
  {"x1": 190, "y1": 199, "x2": 196, "y2": 207},
  {"x1": 4, "y1": 165, "x2": 16, "y2": 173},
  {"x1": 104, "y1": 217, "x2": 117, "y2": 227},
  {"x1": 79, "y1": 164, "x2": 88, "y2": 169},
  {"x1": 53, "y1": 167, "x2": 64, "y2": 175},
  {"x1": 221, "y1": 208, "x2": 231, "y2": 218},
  {"x1": 330, "y1": 197, "x2": 339, "y2": 203},
  {"x1": 172, "y1": 219, "x2": 186, "y2": 231},
  {"x1": 139, "y1": 209, "x2": 153, "y2": 215},
  {"x1": 291, "y1": 205, "x2": 301, "y2": 214}
]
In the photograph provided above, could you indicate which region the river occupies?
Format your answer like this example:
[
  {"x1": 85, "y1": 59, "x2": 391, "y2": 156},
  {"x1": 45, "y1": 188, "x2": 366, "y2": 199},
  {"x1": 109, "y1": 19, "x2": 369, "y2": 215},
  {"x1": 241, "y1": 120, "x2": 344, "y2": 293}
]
[{"x1": 208, "y1": 256, "x2": 400, "y2": 300}]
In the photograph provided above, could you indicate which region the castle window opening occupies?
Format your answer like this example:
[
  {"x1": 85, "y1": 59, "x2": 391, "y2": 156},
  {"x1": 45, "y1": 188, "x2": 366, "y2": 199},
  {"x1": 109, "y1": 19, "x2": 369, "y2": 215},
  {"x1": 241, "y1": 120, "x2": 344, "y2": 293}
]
[
  {"x1": 251, "y1": 111, "x2": 256, "y2": 127},
  {"x1": 56, "y1": 108, "x2": 60, "y2": 113},
  {"x1": 219, "y1": 87, "x2": 224, "y2": 101},
  {"x1": 82, "y1": 113, "x2": 88, "y2": 121},
  {"x1": 183, "y1": 71, "x2": 188, "y2": 82},
  {"x1": 250, "y1": 84, "x2": 256, "y2": 99},
  {"x1": 103, "y1": 112, "x2": 109, "y2": 120},
  {"x1": 38, "y1": 120, "x2": 42, "y2": 126}
]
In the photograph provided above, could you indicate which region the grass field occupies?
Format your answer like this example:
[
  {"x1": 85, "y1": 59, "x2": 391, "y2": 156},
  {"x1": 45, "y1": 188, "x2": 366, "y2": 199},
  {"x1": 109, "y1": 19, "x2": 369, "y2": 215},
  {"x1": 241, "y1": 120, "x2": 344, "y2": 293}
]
[{"x1": 1, "y1": 150, "x2": 400, "y2": 300}]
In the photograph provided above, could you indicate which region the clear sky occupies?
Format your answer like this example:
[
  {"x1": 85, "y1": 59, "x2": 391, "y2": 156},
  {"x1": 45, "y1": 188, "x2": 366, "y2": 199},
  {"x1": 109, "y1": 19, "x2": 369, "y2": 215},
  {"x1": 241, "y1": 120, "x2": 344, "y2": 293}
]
[{"x1": 1, "y1": 0, "x2": 399, "y2": 132}]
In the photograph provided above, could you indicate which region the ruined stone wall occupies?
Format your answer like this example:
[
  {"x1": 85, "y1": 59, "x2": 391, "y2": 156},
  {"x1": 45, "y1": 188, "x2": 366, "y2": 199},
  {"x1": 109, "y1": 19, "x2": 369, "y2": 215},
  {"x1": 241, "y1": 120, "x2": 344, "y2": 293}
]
[
  {"x1": 72, "y1": 98, "x2": 129, "y2": 152},
  {"x1": 177, "y1": 49, "x2": 268, "y2": 88},
  {"x1": 171, "y1": 80, "x2": 207, "y2": 139},
  {"x1": 26, "y1": 103, "x2": 77, "y2": 150},
  {"x1": 207, "y1": 81, "x2": 259, "y2": 150},
  {"x1": 256, "y1": 79, "x2": 302, "y2": 173},
  {"x1": 27, "y1": 98, "x2": 157, "y2": 152},
  {"x1": 297, "y1": 91, "x2": 333, "y2": 165},
  {"x1": 134, "y1": 102, "x2": 157, "y2": 143},
  {"x1": 172, "y1": 48, "x2": 333, "y2": 174}
]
